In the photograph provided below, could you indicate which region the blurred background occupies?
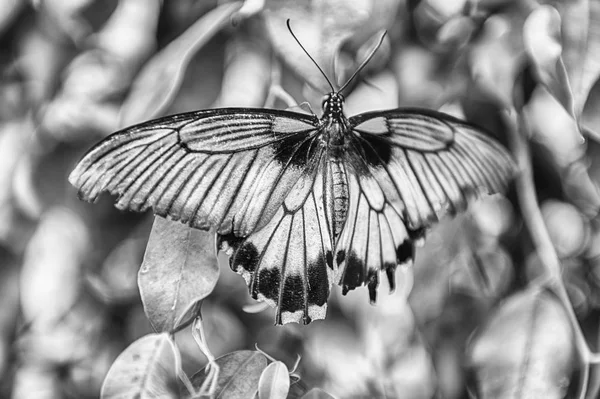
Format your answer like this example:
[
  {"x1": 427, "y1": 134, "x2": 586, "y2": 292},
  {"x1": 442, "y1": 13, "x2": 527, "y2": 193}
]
[{"x1": 0, "y1": 0, "x2": 599, "y2": 398}]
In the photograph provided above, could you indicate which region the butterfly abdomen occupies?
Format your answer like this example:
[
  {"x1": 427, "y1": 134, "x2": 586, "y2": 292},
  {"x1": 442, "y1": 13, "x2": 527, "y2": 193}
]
[{"x1": 325, "y1": 158, "x2": 349, "y2": 242}]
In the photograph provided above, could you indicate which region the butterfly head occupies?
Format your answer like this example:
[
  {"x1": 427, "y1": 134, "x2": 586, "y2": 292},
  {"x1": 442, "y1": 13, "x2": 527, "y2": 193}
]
[{"x1": 321, "y1": 92, "x2": 345, "y2": 118}]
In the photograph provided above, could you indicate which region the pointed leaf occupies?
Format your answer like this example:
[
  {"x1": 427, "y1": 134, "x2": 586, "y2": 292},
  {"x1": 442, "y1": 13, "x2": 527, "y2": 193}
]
[
  {"x1": 101, "y1": 333, "x2": 179, "y2": 399},
  {"x1": 0, "y1": 0, "x2": 25, "y2": 36},
  {"x1": 138, "y1": 217, "x2": 219, "y2": 333},
  {"x1": 469, "y1": 15, "x2": 524, "y2": 109},
  {"x1": 213, "y1": 35, "x2": 271, "y2": 108},
  {"x1": 344, "y1": 70, "x2": 398, "y2": 115},
  {"x1": 119, "y1": 1, "x2": 243, "y2": 126},
  {"x1": 185, "y1": 350, "x2": 268, "y2": 399},
  {"x1": 541, "y1": 200, "x2": 589, "y2": 258},
  {"x1": 467, "y1": 289, "x2": 575, "y2": 399},
  {"x1": 449, "y1": 248, "x2": 513, "y2": 300},
  {"x1": 559, "y1": 0, "x2": 600, "y2": 116},
  {"x1": 258, "y1": 361, "x2": 290, "y2": 399},
  {"x1": 21, "y1": 208, "x2": 89, "y2": 327},
  {"x1": 0, "y1": 118, "x2": 40, "y2": 233},
  {"x1": 524, "y1": 5, "x2": 576, "y2": 118},
  {"x1": 0, "y1": 259, "x2": 20, "y2": 378},
  {"x1": 436, "y1": 15, "x2": 476, "y2": 49},
  {"x1": 12, "y1": 364, "x2": 62, "y2": 399}
]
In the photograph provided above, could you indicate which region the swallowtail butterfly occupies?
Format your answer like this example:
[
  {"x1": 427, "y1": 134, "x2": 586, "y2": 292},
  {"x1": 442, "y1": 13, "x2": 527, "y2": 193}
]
[{"x1": 69, "y1": 22, "x2": 515, "y2": 324}]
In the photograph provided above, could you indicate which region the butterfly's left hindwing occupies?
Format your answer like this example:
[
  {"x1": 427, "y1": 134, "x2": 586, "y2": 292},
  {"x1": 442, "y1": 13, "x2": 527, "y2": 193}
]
[
  {"x1": 336, "y1": 109, "x2": 515, "y2": 295},
  {"x1": 218, "y1": 163, "x2": 335, "y2": 325}
]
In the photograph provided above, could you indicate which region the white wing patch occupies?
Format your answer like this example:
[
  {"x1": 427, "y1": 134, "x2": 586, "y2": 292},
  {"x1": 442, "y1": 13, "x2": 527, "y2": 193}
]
[{"x1": 352, "y1": 110, "x2": 454, "y2": 151}]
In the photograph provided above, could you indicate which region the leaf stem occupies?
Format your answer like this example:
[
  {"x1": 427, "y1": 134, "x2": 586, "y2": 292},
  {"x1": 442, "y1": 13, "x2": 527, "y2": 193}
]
[
  {"x1": 192, "y1": 316, "x2": 221, "y2": 397},
  {"x1": 167, "y1": 333, "x2": 196, "y2": 396},
  {"x1": 264, "y1": 57, "x2": 299, "y2": 109}
]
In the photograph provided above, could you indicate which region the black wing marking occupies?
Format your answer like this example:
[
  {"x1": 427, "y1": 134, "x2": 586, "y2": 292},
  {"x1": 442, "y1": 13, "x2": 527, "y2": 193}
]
[
  {"x1": 337, "y1": 108, "x2": 515, "y2": 295},
  {"x1": 218, "y1": 164, "x2": 335, "y2": 325},
  {"x1": 70, "y1": 108, "x2": 320, "y2": 236}
]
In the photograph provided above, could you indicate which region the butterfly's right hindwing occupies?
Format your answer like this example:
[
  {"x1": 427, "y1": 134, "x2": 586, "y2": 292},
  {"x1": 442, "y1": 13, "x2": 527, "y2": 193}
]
[{"x1": 69, "y1": 108, "x2": 320, "y2": 236}]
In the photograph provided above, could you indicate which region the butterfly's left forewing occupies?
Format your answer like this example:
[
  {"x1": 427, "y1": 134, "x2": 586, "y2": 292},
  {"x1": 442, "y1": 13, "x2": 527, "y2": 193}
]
[
  {"x1": 70, "y1": 108, "x2": 320, "y2": 236},
  {"x1": 336, "y1": 108, "x2": 515, "y2": 295}
]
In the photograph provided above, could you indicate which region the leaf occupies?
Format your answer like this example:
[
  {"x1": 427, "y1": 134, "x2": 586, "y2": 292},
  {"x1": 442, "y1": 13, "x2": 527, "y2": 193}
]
[
  {"x1": 469, "y1": 15, "x2": 524, "y2": 109},
  {"x1": 138, "y1": 217, "x2": 219, "y2": 333},
  {"x1": 302, "y1": 321, "x2": 373, "y2": 397},
  {"x1": 558, "y1": 0, "x2": 600, "y2": 117},
  {"x1": 37, "y1": 0, "x2": 95, "y2": 43},
  {"x1": 236, "y1": 0, "x2": 265, "y2": 19},
  {"x1": 581, "y1": 79, "x2": 600, "y2": 141},
  {"x1": 213, "y1": 35, "x2": 271, "y2": 108},
  {"x1": 0, "y1": 118, "x2": 40, "y2": 233},
  {"x1": 119, "y1": 1, "x2": 243, "y2": 126},
  {"x1": 101, "y1": 333, "x2": 179, "y2": 399},
  {"x1": 0, "y1": 257, "x2": 20, "y2": 378},
  {"x1": 449, "y1": 248, "x2": 513, "y2": 299},
  {"x1": 20, "y1": 208, "x2": 89, "y2": 327},
  {"x1": 12, "y1": 364, "x2": 62, "y2": 399},
  {"x1": 92, "y1": 0, "x2": 160, "y2": 69},
  {"x1": 541, "y1": 200, "x2": 589, "y2": 258},
  {"x1": 344, "y1": 70, "x2": 398, "y2": 116},
  {"x1": 523, "y1": 5, "x2": 576, "y2": 118},
  {"x1": 524, "y1": 87, "x2": 600, "y2": 216},
  {"x1": 436, "y1": 15, "x2": 476, "y2": 49},
  {"x1": 301, "y1": 388, "x2": 336, "y2": 399},
  {"x1": 258, "y1": 361, "x2": 290, "y2": 399},
  {"x1": 0, "y1": 0, "x2": 24, "y2": 35},
  {"x1": 184, "y1": 350, "x2": 268, "y2": 399},
  {"x1": 357, "y1": 296, "x2": 436, "y2": 399},
  {"x1": 88, "y1": 235, "x2": 147, "y2": 305},
  {"x1": 466, "y1": 289, "x2": 575, "y2": 399}
]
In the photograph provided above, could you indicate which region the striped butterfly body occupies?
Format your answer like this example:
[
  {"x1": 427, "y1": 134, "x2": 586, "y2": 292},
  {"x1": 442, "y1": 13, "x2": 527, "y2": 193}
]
[{"x1": 69, "y1": 91, "x2": 514, "y2": 324}]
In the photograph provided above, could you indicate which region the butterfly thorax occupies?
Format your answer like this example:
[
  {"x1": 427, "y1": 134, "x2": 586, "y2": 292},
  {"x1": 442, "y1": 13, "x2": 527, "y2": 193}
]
[{"x1": 320, "y1": 92, "x2": 350, "y2": 148}]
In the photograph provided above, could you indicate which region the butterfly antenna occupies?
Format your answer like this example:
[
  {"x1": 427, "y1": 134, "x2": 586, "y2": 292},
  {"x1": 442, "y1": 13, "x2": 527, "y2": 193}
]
[
  {"x1": 286, "y1": 19, "x2": 335, "y2": 93},
  {"x1": 338, "y1": 30, "x2": 387, "y2": 94}
]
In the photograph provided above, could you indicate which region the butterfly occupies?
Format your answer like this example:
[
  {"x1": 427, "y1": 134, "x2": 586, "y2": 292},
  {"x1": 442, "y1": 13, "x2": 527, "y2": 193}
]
[{"x1": 69, "y1": 23, "x2": 515, "y2": 325}]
